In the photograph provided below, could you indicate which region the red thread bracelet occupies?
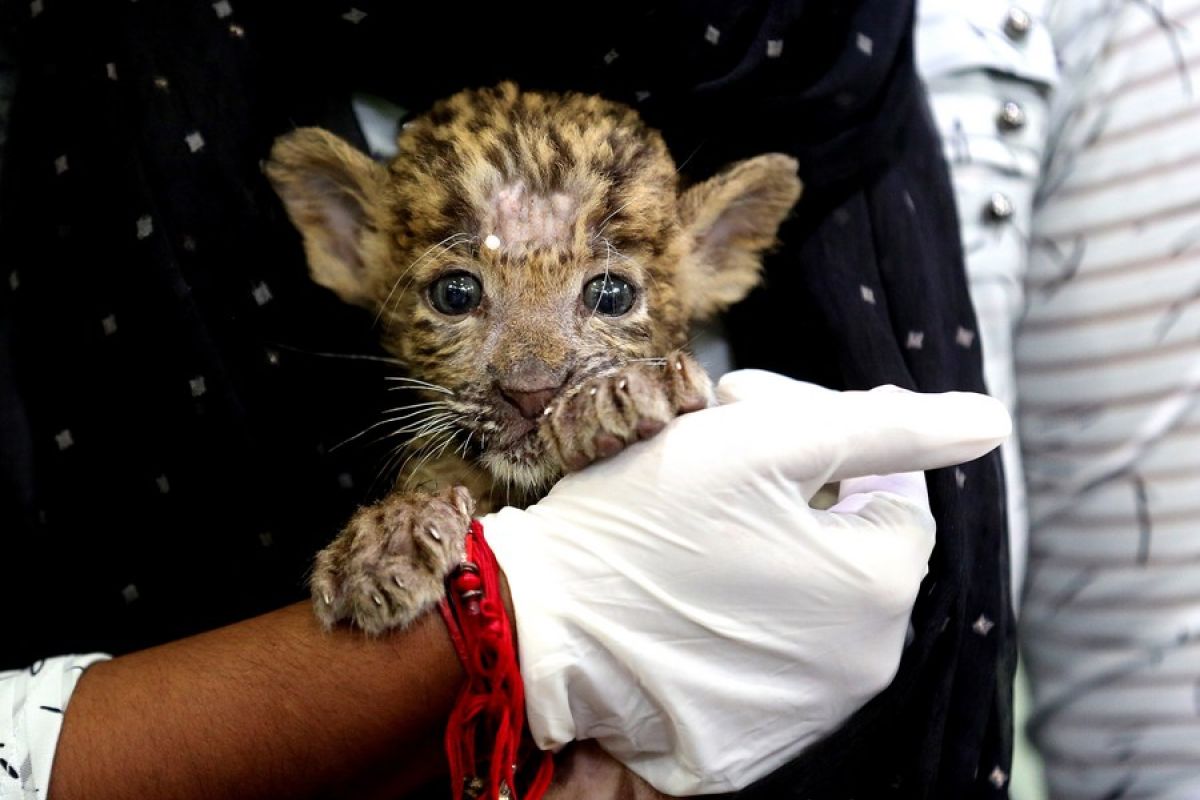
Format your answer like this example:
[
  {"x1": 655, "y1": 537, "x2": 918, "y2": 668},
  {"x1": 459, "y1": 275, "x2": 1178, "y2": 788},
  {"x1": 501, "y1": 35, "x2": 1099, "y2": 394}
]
[{"x1": 439, "y1": 519, "x2": 554, "y2": 800}]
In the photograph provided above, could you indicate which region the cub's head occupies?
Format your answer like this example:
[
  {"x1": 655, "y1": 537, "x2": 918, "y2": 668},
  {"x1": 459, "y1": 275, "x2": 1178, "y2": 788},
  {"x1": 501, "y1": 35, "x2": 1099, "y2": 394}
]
[{"x1": 267, "y1": 82, "x2": 801, "y2": 489}]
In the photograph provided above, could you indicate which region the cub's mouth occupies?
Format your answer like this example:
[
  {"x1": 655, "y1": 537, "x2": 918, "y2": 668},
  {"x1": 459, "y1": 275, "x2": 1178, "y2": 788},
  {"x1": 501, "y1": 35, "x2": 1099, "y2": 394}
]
[
  {"x1": 475, "y1": 367, "x2": 597, "y2": 456},
  {"x1": 421, "y1": 388, "x2": 559, "y2": 485},
  {"x1": 481, "y1": 412, "x2": 546, "y2": 458},
  {"x1": 463, "y1": 373, "x2": 598, "y2": 485}
]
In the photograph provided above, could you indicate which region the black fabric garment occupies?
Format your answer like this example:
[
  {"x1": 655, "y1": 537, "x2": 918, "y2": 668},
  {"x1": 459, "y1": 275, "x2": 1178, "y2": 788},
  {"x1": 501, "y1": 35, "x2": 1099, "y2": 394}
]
[{"x1": 0, "y1": 1, "x2": 1012, "y2": 797}]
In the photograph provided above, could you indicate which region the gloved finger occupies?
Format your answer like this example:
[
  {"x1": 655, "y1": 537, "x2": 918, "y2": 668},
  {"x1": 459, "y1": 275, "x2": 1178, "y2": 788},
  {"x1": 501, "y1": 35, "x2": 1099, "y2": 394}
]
[
  {"x1": 715, "y1": 368, "x2": 833, "y2": 406},
  {"x1": 816, "y1": 490, "x2": 937, "y2": 615},
  {"x1": 711, "y1": 370, "x2": 1010, "y2": 486},
  {"x1": 836, "y1": 471, "x2": 928, "y2": 507},
  {"x1": 818, "y1": 388, "x2": 1009, "y2": 483}
]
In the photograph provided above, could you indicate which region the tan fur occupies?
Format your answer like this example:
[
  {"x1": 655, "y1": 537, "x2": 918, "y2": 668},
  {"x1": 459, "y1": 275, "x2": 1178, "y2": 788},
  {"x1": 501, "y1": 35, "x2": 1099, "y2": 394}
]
[{"x1": 267, "y1": 82, "x2": 802, "y2": 799}]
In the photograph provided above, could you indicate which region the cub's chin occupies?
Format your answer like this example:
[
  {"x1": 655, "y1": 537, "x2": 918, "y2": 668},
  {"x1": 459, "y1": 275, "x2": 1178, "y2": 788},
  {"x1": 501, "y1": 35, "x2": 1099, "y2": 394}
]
[
  {"x1": 477, "y1": 427, "x2": 562, "y2": 495},
  {"x1": 479, "y1": 447, "x2": 561, "y2": 494}
]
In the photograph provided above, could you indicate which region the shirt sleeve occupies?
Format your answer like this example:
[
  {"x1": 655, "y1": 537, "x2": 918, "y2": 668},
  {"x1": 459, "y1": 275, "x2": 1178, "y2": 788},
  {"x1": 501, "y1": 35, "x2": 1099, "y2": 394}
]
[{"x1": 0, "y1": 654, "x2": 110, "y2": 800}]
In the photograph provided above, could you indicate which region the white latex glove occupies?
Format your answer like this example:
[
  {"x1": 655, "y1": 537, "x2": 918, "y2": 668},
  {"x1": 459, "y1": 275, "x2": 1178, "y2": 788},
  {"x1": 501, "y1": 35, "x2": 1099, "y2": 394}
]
[{"x1": 485, "y1": 369, "x2": 1011, "y2": 796}]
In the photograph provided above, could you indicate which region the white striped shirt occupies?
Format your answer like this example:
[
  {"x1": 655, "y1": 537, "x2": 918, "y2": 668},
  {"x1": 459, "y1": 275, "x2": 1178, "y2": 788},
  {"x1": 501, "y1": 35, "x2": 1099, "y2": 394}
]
[
  {"x1": 929, "y1": 1, "x2": 1200, "y2": 797},
  {"x1": 922, "y1": 2, "x2": 1200, "y2": 797}
]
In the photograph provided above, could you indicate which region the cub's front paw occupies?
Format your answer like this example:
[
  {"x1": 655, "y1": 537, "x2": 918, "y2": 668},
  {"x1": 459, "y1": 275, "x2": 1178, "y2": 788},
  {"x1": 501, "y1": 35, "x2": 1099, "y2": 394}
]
[
  {"x1": 310, "y1": 485, "x2": 474, "y2": 635},
  {"x1": 543, "y1": 351, "x2": 713, "y2": 472}
]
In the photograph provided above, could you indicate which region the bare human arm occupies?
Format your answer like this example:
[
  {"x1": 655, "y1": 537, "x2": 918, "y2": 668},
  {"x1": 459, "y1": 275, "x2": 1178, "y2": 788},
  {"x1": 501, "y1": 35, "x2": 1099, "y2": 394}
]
[{"x1": 48, "y1": 599, "x2": 479, "y2": 800}]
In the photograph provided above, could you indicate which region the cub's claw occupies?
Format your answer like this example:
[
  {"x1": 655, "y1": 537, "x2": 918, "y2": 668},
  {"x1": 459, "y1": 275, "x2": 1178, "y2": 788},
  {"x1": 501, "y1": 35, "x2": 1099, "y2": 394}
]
[
  {"x1": 542, "y1": 351, "x2": 712, "y2": 472},
  {"x1": 310, "y1": 485, "x2": 474, "y2": 635}
]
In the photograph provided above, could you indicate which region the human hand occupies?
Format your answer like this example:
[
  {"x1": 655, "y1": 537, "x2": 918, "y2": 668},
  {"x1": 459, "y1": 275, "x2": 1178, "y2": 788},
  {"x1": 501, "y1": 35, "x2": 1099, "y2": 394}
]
[{"x1": 484, "y1": 369, "x2": 1010, "y2": 795}]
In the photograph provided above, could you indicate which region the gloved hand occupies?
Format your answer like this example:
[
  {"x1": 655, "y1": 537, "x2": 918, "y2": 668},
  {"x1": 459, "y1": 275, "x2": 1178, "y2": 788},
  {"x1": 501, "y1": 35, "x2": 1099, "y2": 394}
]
[{"x1": 484, "y1": 369, "x2": 1011, "y2": 796}]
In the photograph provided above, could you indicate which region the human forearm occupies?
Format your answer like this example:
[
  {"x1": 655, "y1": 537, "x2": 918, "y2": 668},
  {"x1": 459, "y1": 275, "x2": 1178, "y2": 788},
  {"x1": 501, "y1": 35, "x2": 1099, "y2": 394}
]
[{"x1": 50, "y1": 602, "x2": 464, "y2": 800}]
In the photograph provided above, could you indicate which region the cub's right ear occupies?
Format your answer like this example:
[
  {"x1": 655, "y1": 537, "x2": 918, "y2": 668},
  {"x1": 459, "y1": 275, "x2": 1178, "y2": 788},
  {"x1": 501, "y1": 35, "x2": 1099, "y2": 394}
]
[{"x1": 266, "y1": 128, "x2": 388, "y2": 309}]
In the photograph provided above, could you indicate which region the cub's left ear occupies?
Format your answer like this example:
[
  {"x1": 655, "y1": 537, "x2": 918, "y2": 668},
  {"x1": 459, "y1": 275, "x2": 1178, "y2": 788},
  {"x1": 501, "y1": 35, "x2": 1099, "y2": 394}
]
[
  {"x1": 677, "y1": 154, "x2": 802, "y2": 320},
  {"x1": 265, "y1": 127, "x2": 389, "y2": 309}
]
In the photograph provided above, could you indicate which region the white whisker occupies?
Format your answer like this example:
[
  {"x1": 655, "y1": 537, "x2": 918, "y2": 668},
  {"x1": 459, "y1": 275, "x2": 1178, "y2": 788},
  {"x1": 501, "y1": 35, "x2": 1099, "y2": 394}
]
[
  {"x1": 383, "y1": 375, "x2": 456, "y2": 395},
  {"x1": 372, "y1": 413, "x2": 457, "y2": 443},
  {"x1": 588, "y1": 240, "x2": 614, "y2": 321},
  {"x1": 457, "y1": 429, "x2": 475, "y2": 458},
  {"x1": 402, "y1": 430, "x2": 457, "y2": 489},
  {"x1": 332, "y1": 404, "x2": 455, "y2": 451},
  {"x1": 386, "y1": 384, "x2": 451, "y2": 395},
  {"x1": 405, "y1": 414, "x2": 459, "y2": 437},
  {"x1": 375, "y1": 232, "x2": 476, "y2": 326},
  {"x1": 674, "y1": 143, "x2": 704, "y2": 176},
  {"x1": 432, "y1": 431, "x2": 457, "y2": 460},
  {"x1": 373, "y1": 442, "x2": 409, "y2": 492},
  {"x1": 591, "y1": 198, "x2": 635, "y2": 240},
  {"x1": 392, "y1": 429, "x2": 446, "y2": 485},
  {"x1": 601, "y1": 235, "x2": 662, "y2": 294},
  {"x1": 391, "y1": 439, "x2": 433, "y2": 487},
  {"x1": 376, "y1": 400, "x2": 454, "y2": 415},
  {"x1": 274, "y1": 346, "x2": 410, "y2": 369}
]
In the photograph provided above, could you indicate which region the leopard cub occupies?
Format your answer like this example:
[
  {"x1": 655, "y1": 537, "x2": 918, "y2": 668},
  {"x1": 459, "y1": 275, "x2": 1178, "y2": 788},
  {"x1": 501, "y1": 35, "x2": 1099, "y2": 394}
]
[{"x1": 267, "y1": 81, "x2": 801, "y2": 634}]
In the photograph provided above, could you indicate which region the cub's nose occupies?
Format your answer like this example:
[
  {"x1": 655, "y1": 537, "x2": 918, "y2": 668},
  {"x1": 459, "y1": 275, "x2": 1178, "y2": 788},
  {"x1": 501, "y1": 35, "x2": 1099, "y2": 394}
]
[
  {"x1": 498, "y1": 385, "x2": 560, "y2": 419},
  {"x1": 495, "y1": 356, "x2": 570, "y2": 419}
]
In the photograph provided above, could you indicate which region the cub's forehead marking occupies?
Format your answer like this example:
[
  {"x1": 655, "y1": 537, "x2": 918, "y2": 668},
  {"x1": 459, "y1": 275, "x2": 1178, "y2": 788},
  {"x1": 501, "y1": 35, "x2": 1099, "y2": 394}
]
[{"x1": 483, "y1": 181, "x2": 580, "y2": 251}]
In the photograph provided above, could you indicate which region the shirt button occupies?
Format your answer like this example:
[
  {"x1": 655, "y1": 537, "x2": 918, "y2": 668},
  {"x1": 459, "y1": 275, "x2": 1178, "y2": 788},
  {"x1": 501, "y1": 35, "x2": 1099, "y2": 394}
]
[
  {"x1": 1003, "y1": 7, "x2": 1032, "y2": 40},
  {"x1": 996, "y1": 100, "x2": 1026, "y2": 132},
  {"x1": 984, "y1": 192, "x2": 1014, "y2": 222}
]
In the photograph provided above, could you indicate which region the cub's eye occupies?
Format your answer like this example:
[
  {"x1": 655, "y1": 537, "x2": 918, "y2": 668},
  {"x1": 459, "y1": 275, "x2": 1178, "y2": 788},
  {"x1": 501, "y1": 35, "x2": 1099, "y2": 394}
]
[
  {"x1": 582, "y1": 274, "x2": 636, "y2": 316},
  {"x1": 429, "y1": 272, "x2": 483, "y2": 315}
]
